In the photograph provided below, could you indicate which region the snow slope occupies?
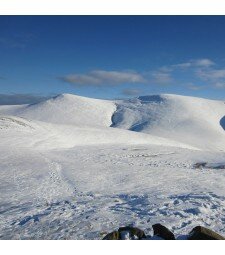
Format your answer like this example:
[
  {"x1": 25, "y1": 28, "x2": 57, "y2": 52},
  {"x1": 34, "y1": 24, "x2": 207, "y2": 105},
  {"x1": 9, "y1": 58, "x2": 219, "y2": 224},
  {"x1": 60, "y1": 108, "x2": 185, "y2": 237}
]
[
  {"x1": 1, "y1": 93, "x2": 224, "y2": 150},
  {"x1": 0, "y1": 115, "x2": 195, "y2": 150},
  {"x1": 1, "y1": 93, "x2": 225, "y2": 239},
  {"x1": 112, "y1": 94, "x2": 225, "y2": 150},
  {"x1": 0, "y1": 94, "x2": 116, "y2": 127}
]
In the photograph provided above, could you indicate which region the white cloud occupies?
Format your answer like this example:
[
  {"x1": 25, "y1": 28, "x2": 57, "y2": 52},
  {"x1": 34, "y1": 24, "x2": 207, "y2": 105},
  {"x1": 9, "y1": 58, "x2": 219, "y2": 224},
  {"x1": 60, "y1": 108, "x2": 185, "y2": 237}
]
[
  {"x1": 187, "y1": 84, "x2": 204, "y2": 91},
  {"x1": 58, "y1": 58, "x2": 223, "y2": 90},
  {"x1": 158, "y1": 58, "x2": 225, "y2": 89},
  {"x1": 172, "y1": 62, "x2": 192, "y2": 69},
  {"x1": 194, "y1": 58, "x2": 215, "y2": 67},
  {"x1": 196, "y1": 66, "x2": 225, "y2": 89},
  {"x1": 151, "y1": 71, "x2": 173, "y2": 84},
  {"x1": 197, "y1": 68, "x2": 225, "y2": 80},
  {"x1": 172, "y1": 58, "x2": 215, "y2": 69},
  {"x1": 122, "y1": 88, "x2": 141, "y2": 96},
  {"x1": 214, "y1": 82, "x2": 225, "y2": 88},
  {"x1": 60, "y1": 70, "x2": 146, "y2": 86},
  {"x1": 61, "y1": 74, "x2": 100, "y2": 85}
]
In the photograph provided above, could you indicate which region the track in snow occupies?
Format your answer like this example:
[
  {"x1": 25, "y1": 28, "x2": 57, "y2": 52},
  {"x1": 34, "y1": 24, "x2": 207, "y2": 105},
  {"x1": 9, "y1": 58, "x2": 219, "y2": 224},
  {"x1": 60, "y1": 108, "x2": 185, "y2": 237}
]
[
  {"x1": 1, "y1": 93, "x2": 225, "y2": 239},
  {"x1": 1, "y1": 145, "x2": 225, "y2": 239}
]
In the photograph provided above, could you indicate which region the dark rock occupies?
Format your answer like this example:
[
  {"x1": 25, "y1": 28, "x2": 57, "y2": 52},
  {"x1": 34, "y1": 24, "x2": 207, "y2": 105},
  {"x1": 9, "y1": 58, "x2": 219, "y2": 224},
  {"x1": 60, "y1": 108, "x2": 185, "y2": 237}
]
[
  {"x1": 152, "y1": 223, "x2": 175, "y2": 240},
  {"x1": 118, "y1": 226, "x2": 146, "y2": 240},
  {"x1": 102, "y1": 231, "x2": 119, "y2": 240},
  {"x1": 188, "y1": 226, "x2": 225, "y2": 240},
  {"x1": 193, "y1": 162, "x2": 207, "y2": 169}
]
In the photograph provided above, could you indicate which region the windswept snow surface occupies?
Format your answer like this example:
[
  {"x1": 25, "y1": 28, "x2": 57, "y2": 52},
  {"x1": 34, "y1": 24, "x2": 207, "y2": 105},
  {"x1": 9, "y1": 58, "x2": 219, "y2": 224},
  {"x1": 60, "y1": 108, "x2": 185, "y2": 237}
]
[
  {"x1": 112, "y1": 94, "x2": 225, "y2": 150},
  {"x1": 0, "y1": 93, "x2": 225, "y2": 239},
  {"x1": 0, "y1": 94, "x2": 116, "y2": 127}
]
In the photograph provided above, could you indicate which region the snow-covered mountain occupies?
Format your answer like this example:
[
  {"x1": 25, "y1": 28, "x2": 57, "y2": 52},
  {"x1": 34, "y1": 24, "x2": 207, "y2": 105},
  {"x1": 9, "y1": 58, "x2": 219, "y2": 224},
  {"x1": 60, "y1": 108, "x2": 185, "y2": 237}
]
[
  {"x1": 0, "y1": 93, "x2": 116, "y2": 127},
  {"x1": 113, "y1": 94, "x2": 225, "y2": 150},
  {"x1": 1, "y1": 93, "x2": 225, "y2": 239},
  {"x1": 0, "y1": 93, "x2": 224, "y2": 150}
]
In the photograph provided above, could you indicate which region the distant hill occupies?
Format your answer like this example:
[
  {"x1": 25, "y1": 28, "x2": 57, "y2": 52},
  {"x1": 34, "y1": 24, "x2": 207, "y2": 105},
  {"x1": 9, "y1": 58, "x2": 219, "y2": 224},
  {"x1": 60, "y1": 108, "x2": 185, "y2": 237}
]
[{"x1": 0, "y1": 93, "x2": 225, "y2": 150}]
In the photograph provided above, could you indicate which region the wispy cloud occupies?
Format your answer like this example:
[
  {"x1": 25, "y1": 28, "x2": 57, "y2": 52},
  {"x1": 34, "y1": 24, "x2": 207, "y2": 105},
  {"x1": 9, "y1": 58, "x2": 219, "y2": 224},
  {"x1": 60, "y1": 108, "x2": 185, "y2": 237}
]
[
  {"x1": 58, "y1": 58, "x2": 225, "y2": 90},
  {"x1": 151, "y1": 70, "x2": 173, "y2": 84},
  {"x1": 172, "y1": 58, "x2": 215, "y2": 69},
  {"x1": 197, "y1": 68, "x2": 225, "y2": 80},
  {"x1": 146, "y1": 58, "x2": 215, "y2": 87},
  {"x1": 212, "y1": 81, "x2": 225, "y2": 88},
  {"x1": 0, "y1": 93, "x2": 52, "y2": 105},
  {"x1": 122, "y1": 88, "x2": 141, "y2": 96},
  {"x1": 187, "y1": 83, "x2": 205, "y2": 91},
  {"x1": 194, "y1": 58, "x2": 215, "y2": 67},
  {"x1": 157, "y1": 58, "x2": 225, "y2": 89},
  {"x1": 195, "y1": 67, "x2": 225, "y2": 88},
  {"x1": 59, "y1": 70, "x2": 146, "y2": 86}
]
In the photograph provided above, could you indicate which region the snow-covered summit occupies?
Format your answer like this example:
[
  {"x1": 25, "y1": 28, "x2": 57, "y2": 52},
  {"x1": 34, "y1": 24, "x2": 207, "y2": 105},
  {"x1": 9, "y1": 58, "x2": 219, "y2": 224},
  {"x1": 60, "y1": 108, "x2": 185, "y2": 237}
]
[
  {"x1": 113, "y1": 94, "x2": 225, "y2": 150},
  {"x1": 1, "y1": 93, "x2": 225, "y2": 239},
  {"x1": 0, "y1": 93, "x2": 116, "y2": 127},
  {"x1": 0, "y1": 93, "x2": 225, "y2": 150}
]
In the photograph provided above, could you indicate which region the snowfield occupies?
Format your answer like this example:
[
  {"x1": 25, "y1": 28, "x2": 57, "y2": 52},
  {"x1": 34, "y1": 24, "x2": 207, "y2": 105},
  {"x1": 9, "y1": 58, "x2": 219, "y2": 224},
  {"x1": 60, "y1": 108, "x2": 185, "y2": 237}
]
[{"x1": 0, "y1": 93, "x2": 225, "y2": 239}]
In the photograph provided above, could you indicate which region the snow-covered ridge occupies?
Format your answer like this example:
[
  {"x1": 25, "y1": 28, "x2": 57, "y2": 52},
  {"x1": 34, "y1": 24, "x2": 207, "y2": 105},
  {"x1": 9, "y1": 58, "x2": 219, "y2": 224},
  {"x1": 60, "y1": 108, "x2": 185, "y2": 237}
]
[
  {"x1": 1, "y1": 93, "x2": 225, "y2": 239},
  {"x1": 0, "y1": 93, "x2": 225, "y2": 150},
  {"x1": 0, "y1": 115, "x2": 196, "y2": 150},
  {"x1": 0, "y1": 93, "x2": 116, "y2": 127},
  {"x1": 113, "y1": 94, "x2": 225, "y2": 150},
  {"x1": 0, "y1": 115, "x2": 34, "y2": 130}
]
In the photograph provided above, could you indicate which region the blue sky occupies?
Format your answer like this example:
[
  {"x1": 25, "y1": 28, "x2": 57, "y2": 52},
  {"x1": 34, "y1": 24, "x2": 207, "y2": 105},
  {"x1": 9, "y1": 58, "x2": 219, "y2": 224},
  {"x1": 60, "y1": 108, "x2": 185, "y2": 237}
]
[{"x1": 1, "y1": 16, "x2": 225, "y2": 103}]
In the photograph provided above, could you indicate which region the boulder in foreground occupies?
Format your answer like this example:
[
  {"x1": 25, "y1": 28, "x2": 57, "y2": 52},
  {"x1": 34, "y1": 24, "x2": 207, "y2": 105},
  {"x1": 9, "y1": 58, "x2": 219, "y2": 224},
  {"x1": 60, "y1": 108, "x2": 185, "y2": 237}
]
[
  {"x1": 188, "y1": 226, "x2": 225, "y2": 240},
  {"x1": 152, "y1": 223, "x2": 175, "y2": 240}
]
